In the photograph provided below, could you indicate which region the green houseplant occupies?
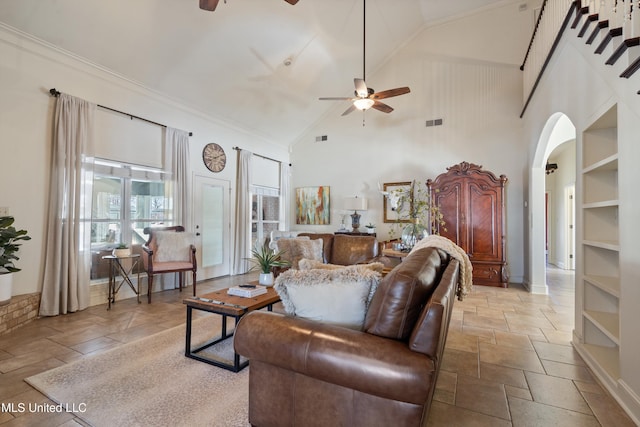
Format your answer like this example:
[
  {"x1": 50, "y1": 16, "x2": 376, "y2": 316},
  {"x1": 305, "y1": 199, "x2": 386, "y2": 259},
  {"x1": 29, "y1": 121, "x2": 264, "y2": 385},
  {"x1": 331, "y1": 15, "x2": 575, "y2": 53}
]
[
  {"x1": 0, "y1": 216, "x2": 31, "y2": 304},
  {"x1": 248, "y1": 241, "x2": 289, "y2": 286}
]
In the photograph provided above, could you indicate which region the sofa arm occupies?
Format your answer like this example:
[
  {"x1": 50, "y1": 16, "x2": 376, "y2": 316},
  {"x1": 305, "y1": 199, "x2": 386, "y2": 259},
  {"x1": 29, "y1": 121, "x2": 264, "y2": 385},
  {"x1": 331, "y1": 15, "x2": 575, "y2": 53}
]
[{"x1": 234, "y1": 311, "x2": 435, "y2": 404}]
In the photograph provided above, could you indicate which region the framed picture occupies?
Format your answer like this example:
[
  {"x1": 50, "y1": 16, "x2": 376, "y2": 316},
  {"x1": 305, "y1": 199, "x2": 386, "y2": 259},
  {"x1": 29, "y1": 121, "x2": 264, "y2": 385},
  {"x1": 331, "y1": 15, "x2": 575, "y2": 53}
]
[
  {"x1": 295, "y1": 186, "x2": 331, "y2": 225},
  {"x1": 383, "y1": 182, "x2": 412, "y2": 223}
]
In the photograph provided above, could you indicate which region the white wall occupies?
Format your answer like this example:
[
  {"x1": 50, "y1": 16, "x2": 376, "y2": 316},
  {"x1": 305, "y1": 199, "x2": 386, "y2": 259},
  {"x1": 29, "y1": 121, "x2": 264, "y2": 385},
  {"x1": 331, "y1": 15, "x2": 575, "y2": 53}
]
[
  {"x1": 0, "y1": 25, "x2": 289, "y2": 298},
  {"x1": 290, "y1": 2, "x2": 537, "y2": 283},
  {"x1": 522, "y1": 18, "x2": 640, "y2": 423}
]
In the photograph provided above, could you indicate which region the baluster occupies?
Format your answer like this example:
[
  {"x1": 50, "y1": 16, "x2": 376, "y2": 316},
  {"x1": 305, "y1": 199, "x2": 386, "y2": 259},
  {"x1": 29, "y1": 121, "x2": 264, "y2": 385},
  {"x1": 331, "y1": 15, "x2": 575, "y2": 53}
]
[
  {"x1": 600, "y1": 0, "x2": 610, "y2": 22},
  {"x1": 634, "y1": 1, "x2": 640, "y2": 37}
]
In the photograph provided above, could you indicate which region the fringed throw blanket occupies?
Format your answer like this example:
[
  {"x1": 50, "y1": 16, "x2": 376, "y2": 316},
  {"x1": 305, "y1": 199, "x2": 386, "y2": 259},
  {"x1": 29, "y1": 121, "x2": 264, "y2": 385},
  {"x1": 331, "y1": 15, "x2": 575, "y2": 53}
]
[{"x1": 410, "y1": 235, "x2": 473, "y2": 300}]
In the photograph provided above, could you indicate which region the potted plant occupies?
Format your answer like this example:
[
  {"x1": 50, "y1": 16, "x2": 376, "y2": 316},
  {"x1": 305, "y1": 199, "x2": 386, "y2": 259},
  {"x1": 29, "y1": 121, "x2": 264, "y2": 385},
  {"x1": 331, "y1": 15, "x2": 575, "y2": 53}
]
[
  {"x1": 248, "y1": 241, "x2": 289, "y2": 286},
  {"x1": 365, "y1": 223, "x2": 376, "y2": 234},
  {"x1": 0, "y1": 216, "x2": 31, "y2": 305},
  {"x1": 112, "y1": 243, "x2": 131, "y2": 258}
]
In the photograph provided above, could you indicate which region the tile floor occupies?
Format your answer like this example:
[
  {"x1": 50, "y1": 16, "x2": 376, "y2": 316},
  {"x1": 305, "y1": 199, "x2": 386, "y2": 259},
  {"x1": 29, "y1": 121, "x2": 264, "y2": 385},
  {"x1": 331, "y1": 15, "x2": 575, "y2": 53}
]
[{"x1": 0, "y1": 267, "x2": 636, "y2": 426}]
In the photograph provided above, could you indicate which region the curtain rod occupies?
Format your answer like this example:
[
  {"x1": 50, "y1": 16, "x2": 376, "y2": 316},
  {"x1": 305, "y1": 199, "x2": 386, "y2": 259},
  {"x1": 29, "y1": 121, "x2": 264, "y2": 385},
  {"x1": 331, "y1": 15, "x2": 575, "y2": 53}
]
[
  {"x1": 49, "y1": 88, "x2": 193, "y2": 137},
  {"x1": 233, "y1": 146, "x2": 291, "y2": 166}
]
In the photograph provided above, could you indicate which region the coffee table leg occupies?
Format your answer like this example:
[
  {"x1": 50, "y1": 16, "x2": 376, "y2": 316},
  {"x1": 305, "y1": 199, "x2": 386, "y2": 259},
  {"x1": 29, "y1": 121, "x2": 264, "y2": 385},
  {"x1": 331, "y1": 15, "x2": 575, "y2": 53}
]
[
  {"x1": 221, "y1": 314, "x2": 227, "y2": 339},
  {"x1": 185, "y1": 306, "x2": 193, "y2": 356}
]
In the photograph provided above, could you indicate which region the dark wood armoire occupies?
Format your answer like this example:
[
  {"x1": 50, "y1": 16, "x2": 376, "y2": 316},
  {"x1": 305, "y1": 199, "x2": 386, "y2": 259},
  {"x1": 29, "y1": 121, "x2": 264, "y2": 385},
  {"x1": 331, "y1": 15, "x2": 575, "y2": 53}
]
[{"x1": 427, "y1": 162, "x2": 508, "y2": 287}]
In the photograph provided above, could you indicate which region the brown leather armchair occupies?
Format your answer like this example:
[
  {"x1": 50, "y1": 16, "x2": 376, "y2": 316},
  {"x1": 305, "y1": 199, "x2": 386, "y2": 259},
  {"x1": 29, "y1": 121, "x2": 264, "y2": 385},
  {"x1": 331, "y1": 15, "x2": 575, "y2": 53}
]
[
  {"x1": 141, "y1": 226, "x2": 197, "y2": 303},
  {"x1": 235, "y1": 247, "x2": 459, "y2": 426}
]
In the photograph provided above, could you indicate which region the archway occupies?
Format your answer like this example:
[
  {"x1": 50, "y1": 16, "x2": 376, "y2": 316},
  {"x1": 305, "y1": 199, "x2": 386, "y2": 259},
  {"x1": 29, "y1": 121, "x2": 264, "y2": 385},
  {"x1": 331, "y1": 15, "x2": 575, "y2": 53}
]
[{"x1": 528, "y1": 113, "x2": 576, "y2": 294}]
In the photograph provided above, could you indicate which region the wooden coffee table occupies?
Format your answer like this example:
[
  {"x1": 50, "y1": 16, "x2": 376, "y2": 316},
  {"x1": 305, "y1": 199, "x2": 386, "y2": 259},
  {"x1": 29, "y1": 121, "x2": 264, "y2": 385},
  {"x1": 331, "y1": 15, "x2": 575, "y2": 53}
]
[{"x1": 183, "y1": 284, "x2": 280, "y2": 372}]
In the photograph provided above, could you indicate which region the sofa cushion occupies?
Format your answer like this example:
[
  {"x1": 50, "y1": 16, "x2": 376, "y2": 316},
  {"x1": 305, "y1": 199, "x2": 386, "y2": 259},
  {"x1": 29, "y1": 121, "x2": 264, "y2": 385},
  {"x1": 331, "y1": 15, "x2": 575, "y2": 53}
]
[
  {"x1": 153, "y1": 231, "x2": 194, "y2": 262},
  {"x1": 298, "y1": 258, "x2": 385, "y2": 273},
  {"x1": 364, "y1": 247, "x2": 446, "y2": 340},
  {"x1": 274, "y1": 267, "x2": 382, "y2": 330},
  {"x1": 275, "y1": 237, "x2": 323, "y2": 269},
  {"x1": 331, "y1": 234, "x2": 378, "y2": 265},
  {"x1": 409, "y1": 259, "x2": 459, "y2": 358}
]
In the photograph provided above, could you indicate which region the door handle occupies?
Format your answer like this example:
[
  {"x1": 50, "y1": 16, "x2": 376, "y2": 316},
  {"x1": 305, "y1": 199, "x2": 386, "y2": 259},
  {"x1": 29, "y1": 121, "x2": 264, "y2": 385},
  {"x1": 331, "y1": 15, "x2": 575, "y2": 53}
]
[{"x1": 196, "y1": 232, "x2": 201, "y2": 236}]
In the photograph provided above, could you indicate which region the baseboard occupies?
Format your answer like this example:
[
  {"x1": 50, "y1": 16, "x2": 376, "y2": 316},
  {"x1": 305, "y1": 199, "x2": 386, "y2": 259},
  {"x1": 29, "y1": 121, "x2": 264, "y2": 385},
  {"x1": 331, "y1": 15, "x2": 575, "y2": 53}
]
[
  {"x1": 573, "y1": 341, "x2": 640, "y2": 425},
  {"x1": 618, "y1": 380, "x2": 640, "y2": 425},
  {"x1": 525, "y1": 280, "x2": 549, "y2": 294}
]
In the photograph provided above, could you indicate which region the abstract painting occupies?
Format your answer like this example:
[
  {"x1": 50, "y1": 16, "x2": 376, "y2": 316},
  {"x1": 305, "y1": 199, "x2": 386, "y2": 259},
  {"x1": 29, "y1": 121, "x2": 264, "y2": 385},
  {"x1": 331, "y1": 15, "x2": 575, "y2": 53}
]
[{"x1": 295, "y1": 186, "x2": 330, "y2": 225}]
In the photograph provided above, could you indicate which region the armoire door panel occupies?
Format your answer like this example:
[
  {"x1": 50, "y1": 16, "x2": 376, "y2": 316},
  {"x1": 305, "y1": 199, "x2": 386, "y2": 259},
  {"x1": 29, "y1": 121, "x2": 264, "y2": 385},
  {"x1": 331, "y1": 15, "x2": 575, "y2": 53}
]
[{"x1": 468, "y1": 186, "x2": 498, "y2": 260}]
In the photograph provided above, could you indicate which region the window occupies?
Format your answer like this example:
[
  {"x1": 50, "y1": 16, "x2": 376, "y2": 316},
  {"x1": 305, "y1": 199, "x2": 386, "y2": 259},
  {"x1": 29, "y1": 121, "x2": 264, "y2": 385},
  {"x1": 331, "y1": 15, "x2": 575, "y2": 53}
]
[
  {"x1": 90, "y1": 160, "x2": 168, "y2": 281},
  {"x1": 251, "y1": 186, "x2": 280, "y2": 249}
]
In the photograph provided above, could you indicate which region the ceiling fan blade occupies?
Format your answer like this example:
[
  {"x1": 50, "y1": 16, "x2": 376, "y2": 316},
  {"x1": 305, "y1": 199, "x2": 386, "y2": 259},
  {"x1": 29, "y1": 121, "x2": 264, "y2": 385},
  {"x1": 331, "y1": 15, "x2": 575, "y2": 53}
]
[
  {"x1": 199, "y1": 0, "x2": 219, "y2": 11},
  {"x1": 354, "y1": 78, "x2": 368, "y2": 98},
  {"x1": 284, "y1": 0, "x2": 299, "y2": 4},
  {"x1": 372, "y1": 101, "x2": 394, "y2": 114},
  {"x1": 372, "y1": 87, "x2": 411, "y2": 100},
  {"x1": 342, "y1": 104, "x2": 357, "y2": 116},
  {"x1": 319, "y1": 97, "x2": 353, "y2": 101}
]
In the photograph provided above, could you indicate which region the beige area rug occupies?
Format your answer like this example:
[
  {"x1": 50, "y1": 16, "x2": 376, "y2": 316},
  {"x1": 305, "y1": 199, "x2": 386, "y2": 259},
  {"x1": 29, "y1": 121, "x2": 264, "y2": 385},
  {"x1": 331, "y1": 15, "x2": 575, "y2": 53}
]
[{"x1": 25, "y1": 316, "x2": 250, "y2": 427}]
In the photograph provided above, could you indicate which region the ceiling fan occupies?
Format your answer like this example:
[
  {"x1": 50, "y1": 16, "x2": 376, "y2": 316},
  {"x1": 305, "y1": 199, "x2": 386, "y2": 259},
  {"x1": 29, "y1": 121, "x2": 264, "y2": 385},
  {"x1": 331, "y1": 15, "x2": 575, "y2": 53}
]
[
  {"x1": 319, "y1": 0, "x2": 410, "y2": 116},
  {"x1": 200, "y1": 0, "x2": 298, "y2": 12}
]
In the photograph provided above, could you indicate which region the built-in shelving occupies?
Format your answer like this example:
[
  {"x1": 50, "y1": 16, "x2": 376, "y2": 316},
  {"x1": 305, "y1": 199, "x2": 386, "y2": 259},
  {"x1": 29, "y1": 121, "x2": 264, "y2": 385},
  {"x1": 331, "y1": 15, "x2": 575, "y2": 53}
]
[{"x1": 576, "y1": 104, "x2": 620, "y2": 386}]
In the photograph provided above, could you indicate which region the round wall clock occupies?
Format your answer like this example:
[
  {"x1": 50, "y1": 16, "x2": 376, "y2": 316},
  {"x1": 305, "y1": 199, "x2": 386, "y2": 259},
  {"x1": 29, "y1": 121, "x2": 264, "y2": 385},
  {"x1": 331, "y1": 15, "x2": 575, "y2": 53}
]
[{"x1": 202, "y1": 143, "x2": 226, "y2": 172}]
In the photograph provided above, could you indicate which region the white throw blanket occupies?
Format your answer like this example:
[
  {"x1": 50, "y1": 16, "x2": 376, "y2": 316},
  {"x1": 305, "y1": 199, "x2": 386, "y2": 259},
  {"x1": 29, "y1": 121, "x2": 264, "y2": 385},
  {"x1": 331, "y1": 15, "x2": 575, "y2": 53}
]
[{"x1": 409, "y1": 235, "x2": 473, "y2": 300}]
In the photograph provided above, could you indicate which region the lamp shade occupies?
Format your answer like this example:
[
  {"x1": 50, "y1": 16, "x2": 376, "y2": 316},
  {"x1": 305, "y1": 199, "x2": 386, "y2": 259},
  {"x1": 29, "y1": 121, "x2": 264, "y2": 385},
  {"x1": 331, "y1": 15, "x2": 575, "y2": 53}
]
[
  {"x1": 344, "y1": 196, "x2": 368, "y2": 211},
  {"x1": 353, "y1": 98, "x2": 375, "y2": 111}
]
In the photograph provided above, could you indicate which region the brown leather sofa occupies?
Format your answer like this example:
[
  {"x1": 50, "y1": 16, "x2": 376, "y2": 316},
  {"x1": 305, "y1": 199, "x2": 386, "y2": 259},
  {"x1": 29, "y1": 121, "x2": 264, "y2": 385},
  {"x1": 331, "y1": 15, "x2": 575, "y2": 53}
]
[
  {"x1": 297, "y1": 232, "x2": 380, "y2": 265},
  {"x1": 234, "y1": 246, "x2": 459, "y2": 427},
  {"x1": 272, "y1": 233, "x2": 383, "y2": 277}
]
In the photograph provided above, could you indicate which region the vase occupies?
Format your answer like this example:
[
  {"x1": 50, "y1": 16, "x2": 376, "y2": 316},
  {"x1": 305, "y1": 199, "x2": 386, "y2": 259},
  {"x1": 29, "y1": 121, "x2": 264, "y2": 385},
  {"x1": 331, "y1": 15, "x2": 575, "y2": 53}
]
[
  {"x1": 258, "y1": 272, "x2": 274, "y2": 286},
  {"x1": 113, "y1": 248, "x2": 131, "y2": 258},
  {"x1": 401, "y1": 221, "x2": 428, "y2": 250},
  {"x1": 0, "y1": 273, "x2": 13, "y2": 306}
]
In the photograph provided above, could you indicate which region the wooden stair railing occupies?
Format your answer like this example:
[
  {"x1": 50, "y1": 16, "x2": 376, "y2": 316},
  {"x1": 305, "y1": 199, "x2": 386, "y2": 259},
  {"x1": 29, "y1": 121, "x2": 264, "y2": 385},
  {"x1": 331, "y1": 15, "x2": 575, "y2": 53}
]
[{"x1": 521, "y1": 0, "x2": 640, "y2": 117}]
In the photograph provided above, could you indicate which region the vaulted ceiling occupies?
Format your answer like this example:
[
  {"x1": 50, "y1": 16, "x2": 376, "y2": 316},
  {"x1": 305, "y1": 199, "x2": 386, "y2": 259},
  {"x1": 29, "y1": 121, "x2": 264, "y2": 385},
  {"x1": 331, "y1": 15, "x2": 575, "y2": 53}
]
[{"x1": 0, "y1": 0, "x2": 533, "y2": 144}]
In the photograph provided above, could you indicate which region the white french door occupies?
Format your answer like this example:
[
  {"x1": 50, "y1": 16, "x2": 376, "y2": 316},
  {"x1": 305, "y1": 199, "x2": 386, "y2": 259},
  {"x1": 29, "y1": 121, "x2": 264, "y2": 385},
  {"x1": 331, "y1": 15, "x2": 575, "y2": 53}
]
[{"x1": 193, "y1": 175, "x2": 231, "y2": 280}]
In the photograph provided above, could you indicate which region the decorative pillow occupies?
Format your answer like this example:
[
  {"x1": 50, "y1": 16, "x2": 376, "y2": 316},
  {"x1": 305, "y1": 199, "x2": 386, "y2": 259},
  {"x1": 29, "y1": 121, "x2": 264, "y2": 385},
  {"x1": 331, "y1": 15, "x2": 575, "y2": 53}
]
[
  {"x1": 153, "y1": 231, "x2": 194, "y2": 262},
  {"x1": 298, "y1": 258, "x2": 385, "y2": 273},
  {"x1": 274, "y1": 267, "x2": 381, "y2": 330},
  {"x1": 275, "y1": 237, "x2": 322, "y2": 269}
]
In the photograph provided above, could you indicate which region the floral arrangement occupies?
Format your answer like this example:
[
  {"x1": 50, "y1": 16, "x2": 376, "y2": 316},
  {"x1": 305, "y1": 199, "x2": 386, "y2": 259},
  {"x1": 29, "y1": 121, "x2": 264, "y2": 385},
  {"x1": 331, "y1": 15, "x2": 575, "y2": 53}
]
[{"x1": 388, "y1": 181, "x2": 445, "y2": 247}]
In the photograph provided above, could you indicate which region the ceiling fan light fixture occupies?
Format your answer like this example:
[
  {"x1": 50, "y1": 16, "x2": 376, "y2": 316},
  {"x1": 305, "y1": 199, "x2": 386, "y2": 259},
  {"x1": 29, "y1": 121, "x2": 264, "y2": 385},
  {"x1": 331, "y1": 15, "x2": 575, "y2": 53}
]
[{"x1": 353, "y1": 98, "x2": 375, "y2": 110}]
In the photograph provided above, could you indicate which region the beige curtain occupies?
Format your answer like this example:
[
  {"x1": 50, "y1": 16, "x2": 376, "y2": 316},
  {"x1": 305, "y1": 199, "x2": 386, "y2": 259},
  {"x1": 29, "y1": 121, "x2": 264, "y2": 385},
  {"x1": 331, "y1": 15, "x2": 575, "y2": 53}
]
[
  {"x1": 279, "y1": 162, "x2": 291, "y2": 231},
  {"x1": 40, "y1": 94, "x2": 95, "y2": 316},
  {"x1": 165, "y1": 127, "x2": 191, "y2": 229},
  {"x1": 159, "y1": 127, "x2": 191, "y2": 291},
  {"x1": 232, "y1": 149, "x2": 252, "y2": 274}
]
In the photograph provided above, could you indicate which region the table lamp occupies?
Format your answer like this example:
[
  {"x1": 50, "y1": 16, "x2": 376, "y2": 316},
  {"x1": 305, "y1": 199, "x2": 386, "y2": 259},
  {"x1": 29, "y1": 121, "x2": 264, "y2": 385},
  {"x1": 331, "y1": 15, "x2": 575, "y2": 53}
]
[{"x1": 344, "y1": 196, "x2": 368, "y2": 232}]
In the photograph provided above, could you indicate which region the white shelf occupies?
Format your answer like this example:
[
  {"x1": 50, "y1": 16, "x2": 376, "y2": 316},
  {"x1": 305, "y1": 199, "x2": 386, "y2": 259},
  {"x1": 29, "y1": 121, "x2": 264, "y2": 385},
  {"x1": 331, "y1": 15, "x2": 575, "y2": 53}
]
[
  {"x1": 583, "y1": 310, "x2": 620, "y2": 344},
  {"x1": 583, "y1": 200, "x2": 618, "y2": 209},
  {"x1": 582, "y1": 240, "x2": 620, "y2": 251},
  {"x1": 584, "y1": 275, "x2": 620, "y2": 297},
  {"x1": 579, "y1": 105, "x2": 620, "y2": 391},
  {"x1": 582, "y1": 154, "x2": 618, "y2": 174}
]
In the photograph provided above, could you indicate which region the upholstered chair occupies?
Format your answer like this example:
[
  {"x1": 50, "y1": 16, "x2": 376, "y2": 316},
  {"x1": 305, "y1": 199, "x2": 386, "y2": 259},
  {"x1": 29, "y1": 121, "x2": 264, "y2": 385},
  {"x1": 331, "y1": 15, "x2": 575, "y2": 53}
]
[{"x1": 141, "y1": 226, "x2": 197, "y2": 303}]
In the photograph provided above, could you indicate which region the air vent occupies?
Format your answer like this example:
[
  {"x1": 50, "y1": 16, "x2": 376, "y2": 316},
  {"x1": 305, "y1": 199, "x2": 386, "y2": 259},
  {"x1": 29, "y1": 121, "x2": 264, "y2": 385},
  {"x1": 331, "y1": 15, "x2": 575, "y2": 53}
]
[
  {"x1": 425, "y1": 119, "x2": 443, "y2": 127},
  {"x1": 315, "y1": 135, "x2": 328, "y2": 142}
]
